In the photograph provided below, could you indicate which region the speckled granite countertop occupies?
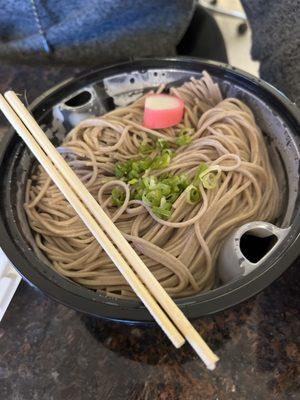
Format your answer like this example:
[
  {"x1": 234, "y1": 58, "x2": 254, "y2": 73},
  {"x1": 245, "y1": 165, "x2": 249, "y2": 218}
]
[{"x1": 0, "y1": 64, "x2": 299, "y2": 400}]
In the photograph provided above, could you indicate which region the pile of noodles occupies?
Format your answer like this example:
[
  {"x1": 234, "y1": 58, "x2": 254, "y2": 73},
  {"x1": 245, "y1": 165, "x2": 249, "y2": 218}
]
[{"x1": 25, "y1": 72, "x2": 281, "y2": 298}]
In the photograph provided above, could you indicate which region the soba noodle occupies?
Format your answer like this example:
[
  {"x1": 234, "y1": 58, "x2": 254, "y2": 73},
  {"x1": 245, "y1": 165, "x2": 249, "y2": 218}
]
[{"x1": 25, "y1": 72, "x2": 281, "y2": 299}]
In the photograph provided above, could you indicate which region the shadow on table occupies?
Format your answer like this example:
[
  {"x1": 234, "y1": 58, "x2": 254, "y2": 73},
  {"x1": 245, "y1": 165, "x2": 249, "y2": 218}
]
[
  {"x1": 80, "y1": 298, "x2": 255, "y2": 366},
  {"x1": 80, "y1": 257, "x2": 299, "y2": 381}
]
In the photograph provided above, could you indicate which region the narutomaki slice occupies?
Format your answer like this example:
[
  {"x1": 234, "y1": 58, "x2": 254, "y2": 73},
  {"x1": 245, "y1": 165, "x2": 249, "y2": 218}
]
[{"x1": 143, "y1": 94, "x2": 184, "y2": 129}]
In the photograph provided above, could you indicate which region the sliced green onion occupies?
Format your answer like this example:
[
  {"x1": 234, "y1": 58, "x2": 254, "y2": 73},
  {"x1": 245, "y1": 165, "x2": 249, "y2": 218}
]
[
  {"x1": 142, "y1": 189, "x2": 162, "y2": 207},
  {"x1": 111, "y1": 187, "x2": 126, "y2": 207},
  {"x1": 196, "y1": 162, "x2": 209, "y2": 177},
  {"x1": 142, "y1": 176, "x2": 157, "y2": 190},
  {"x1": 115, "y1": 157, "x2": 154, "y2": 181},
  {"x1": 157, "y1": 139, "x2": 169, "y2": 150},
  {"x1": 194, "y1": 163, "x2": 220, "y2": 190},
  {"x1": 132, "y1": 187, "x2": 143, "y2": 200},
  {"x1": 162, "y1": 148, "x2": 173, "y2": 157},
  {"x1": 139, "y1": 142, "x2": 154, "y2": 154},
  {"x1": 151, "y1": 206, "x2": 172, "y2": 219},
  {"x1": 176, "y1": 134, "x2": 192, "y2": 146},
  {"x1": 116, "y1": 137, "x2": 175, "y2": 183},
  {"x1": 176, "y1": 128, "x2": 194, "y2": 147},
  {"x1": 200, "y1": 171, "x2": 219, "y2": 189},
  {"x1": 115, "y1": 162, "x2": 128, "y2": 179},
  {"x1": 160, "y1": 174, "x2": 190, "y2": 198},
  {"x1": 129, "y1": 172, "x2": 191, "y2": 219},
  {"x1": 150, "y1": 152, "x2": 171, "y2": 170},
  {"x1": 166, "y1": 192, "x2": 180, "y2": 203},
  {"x1": 114, "y1": 146, "x2": 219, "y2": 219},
  {"x1": 151, "y1": 195, "x2": 172, "y2": 219},
  {"x1": 128, "y1": 178, "x2": 138, "y2": 185},
  {"x1": 161, "y1": 198, "x2": 172, "y2": 211},
  {"x1": 186, "y1": 184, "x2": 201, "y2": 204},
  {"x1": 177, "y1": 174, "x2": 190, "y2": 190},
  {"x1": 141, "y1": 157, "x2": 153, "y2": 170},
  {"x1": 157, "y1": 183, "x2": 171, "y2": 196}
]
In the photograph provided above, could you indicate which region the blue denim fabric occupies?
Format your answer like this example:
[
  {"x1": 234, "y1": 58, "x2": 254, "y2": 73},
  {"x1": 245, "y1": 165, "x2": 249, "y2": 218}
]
[
  {"x1": 0, "y1": 0, "x2": 298, "y2": 103},
  {"x1": 0, "y1": 0, "x2": 195, "y2": 64}
]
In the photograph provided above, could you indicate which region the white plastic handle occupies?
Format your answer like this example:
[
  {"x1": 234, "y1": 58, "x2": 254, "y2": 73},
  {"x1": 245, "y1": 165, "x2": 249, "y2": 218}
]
[{"x1": 218, "y1": 221, "x2": 290, "y2": 283}]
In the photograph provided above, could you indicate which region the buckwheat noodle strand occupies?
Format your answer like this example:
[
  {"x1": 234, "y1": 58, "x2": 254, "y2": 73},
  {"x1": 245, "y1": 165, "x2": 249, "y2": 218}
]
[{"x1": 25, "y1": 72, "x2": 281, "y2": 299}]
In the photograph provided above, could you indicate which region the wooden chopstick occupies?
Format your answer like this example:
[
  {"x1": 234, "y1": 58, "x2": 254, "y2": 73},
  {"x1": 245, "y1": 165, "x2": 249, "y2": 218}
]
[
  {"x1": 0, "y1": 94, "x2": 184, "y2": 350},
  {"x1": 1, "y1": 91, "x2": 219, "y2": 369}
]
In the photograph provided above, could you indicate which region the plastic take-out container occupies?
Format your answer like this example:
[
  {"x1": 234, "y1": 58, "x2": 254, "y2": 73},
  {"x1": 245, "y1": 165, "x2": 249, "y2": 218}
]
[{"x1": 0, "y1": 57, "x2": 299, "y2": 323}]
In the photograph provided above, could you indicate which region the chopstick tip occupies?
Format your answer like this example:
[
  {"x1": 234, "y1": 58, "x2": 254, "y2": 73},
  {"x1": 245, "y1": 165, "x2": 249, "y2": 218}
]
[{"x1": 4, "y1": 90, "x2": 18, "y2": 100}]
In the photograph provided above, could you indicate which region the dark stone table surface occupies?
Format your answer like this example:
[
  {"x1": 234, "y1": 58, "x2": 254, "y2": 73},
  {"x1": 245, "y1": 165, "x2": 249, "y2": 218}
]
[{"x1": 0, "y1": 63, "x2": 299, "y2": 400}]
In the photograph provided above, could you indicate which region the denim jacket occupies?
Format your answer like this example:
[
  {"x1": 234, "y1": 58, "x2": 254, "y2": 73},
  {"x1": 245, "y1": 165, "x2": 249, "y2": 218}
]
[
  {"x1": 0, "y1": 0, "x2": 299, "y2": 103},
  {"x1": 0, "y1": 0, "x2": 195, "y2": 64}
]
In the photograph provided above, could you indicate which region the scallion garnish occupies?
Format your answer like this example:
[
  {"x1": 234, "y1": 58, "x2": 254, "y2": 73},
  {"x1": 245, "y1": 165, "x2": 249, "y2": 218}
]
[
  {"x1": 186, "y1": 184, "x2": 201, "y2": 204},
  {"x1": 176, "y1": 134, "x2": 192, "y2": 146},
  {"x1": 152, "y1": 206, "x2": 172, "y2": 219},
  {"x1": 194, "y1": 163, "x2": 209, "y2": 184},
  {"x1": 111, "y1": 187, "x2": 126, "y2": 207},
  {"x1": 194, "y1": 163, "x2": 220, "y2": 189},
  {"x1": 115, "y1": 157, "x2": 152, "y2": 181},
  {"x1": 151, "y1": 152, "x2": 171, "y2": 170},
  {"x1": 139, "y1": 142, "x2": 154, "y2": 154},
  {"x1": 176, "y1": 128, "x2": 193, "y2": 147},
  {"x1": 114, "y1": 141, "x2": 219, "y2": 219},
  {"x1": 200, "y1": 171, "x2": 219, "y2": 190},
  {"x1": 128, "y1": 178, "x2": 138, "y2": 185},
  {"x1": 157, "y1": 139, "x2": 169, "y2": 150}
]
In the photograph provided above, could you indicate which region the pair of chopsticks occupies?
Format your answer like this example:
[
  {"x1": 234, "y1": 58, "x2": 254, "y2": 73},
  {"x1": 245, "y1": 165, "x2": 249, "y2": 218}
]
[{"x1": 0, "y1": 91, "x2": 219, "y2": 370}]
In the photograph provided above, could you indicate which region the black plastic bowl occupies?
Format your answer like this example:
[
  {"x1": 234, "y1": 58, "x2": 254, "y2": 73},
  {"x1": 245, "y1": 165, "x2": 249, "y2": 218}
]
[{"x1": 0, "y1": 58, "x2": 299, "y2": 323}]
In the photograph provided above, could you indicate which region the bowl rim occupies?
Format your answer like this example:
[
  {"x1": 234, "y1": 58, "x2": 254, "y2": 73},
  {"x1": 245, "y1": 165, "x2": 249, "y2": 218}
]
[{"x1": 0, "y1": 56, "x2": 299, "y2": 322}]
